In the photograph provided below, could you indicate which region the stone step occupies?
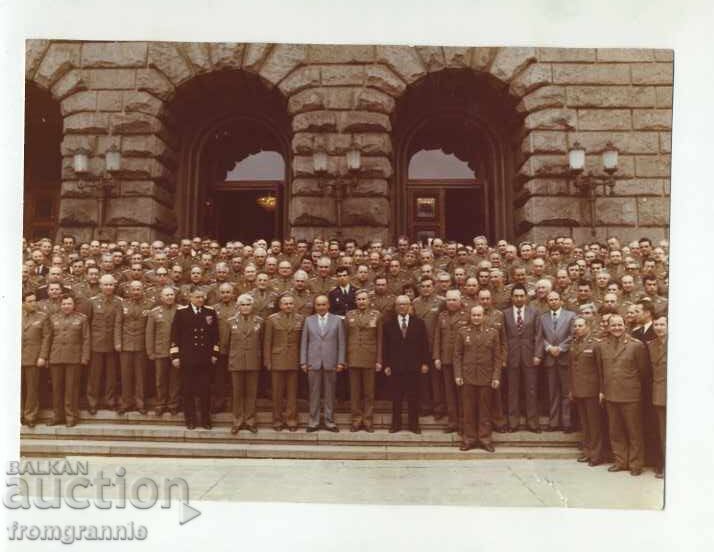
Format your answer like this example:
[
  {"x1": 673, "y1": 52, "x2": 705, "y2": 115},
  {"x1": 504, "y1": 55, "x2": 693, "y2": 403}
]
[
  {"x1": 20, "y1": 438, "x2": 580, "y2": 461},
  {"x1": 21, "y1": 423, "x2": 580, "y2": 448},
  {"x1": 30, "y1": 409, "x2": 561, "y2": 430}
]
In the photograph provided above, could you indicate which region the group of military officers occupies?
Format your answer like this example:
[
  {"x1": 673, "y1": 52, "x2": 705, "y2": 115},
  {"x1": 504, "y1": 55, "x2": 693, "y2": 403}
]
[{"x1": 20, "y1": 233, "x2": 668, "y2": 477}]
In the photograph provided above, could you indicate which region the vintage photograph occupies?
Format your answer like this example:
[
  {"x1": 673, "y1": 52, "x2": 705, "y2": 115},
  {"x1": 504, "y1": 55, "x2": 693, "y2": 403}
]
[{"x1": 18, "y1": 38, "x2": 673, "y2": 512}]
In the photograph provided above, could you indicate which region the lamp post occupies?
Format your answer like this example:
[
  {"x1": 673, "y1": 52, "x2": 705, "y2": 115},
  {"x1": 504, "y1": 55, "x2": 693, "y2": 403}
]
[
  {"x1": 567, "y1": 141, "x2": 619, "y2": 237},
  {"x1": 73, "y1": 144, "x2": 122, "y2": 240},
  {"x1": 312, "y1": 138, "x2": 362, "y2": 238}
]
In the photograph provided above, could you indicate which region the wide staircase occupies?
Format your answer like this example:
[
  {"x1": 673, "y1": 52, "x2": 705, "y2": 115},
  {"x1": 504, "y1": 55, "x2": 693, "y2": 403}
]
[{"x1": 21, "y1": 399, "x2": 581, "y2": 460}]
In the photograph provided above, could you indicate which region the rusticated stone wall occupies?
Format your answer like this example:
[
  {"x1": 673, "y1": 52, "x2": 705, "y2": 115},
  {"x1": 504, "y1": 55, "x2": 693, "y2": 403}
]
[{"x1": 25, "y1": 41, "x2": 673, "y2": 244}]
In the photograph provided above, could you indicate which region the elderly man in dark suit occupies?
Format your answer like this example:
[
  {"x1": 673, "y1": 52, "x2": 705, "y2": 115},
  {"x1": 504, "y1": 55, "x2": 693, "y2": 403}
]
[
  {"x1": 300, "y1": 294, "x2": 346, "y2": 432},
  {"x1": 535, "y1": 291, "x2": 577, "y2": 432},
  {"x1": 502, "y1": 284, "x2": 543, "y2": 432},
  {"x1": 383, "y1": 295, "x2": 430, "y2": 433}
]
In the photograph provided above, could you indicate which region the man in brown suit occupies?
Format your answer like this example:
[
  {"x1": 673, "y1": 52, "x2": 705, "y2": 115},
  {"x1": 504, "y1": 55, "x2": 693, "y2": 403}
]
[
  {"x1": 263, "y1": 294, "x2": 304, "y2": 431},
  {"x1": 116, "y1": 280, "x2": 152, "y2": 415},
  {"x1": 454, "y1": 305, "x2": 502, "y2": 452},
  {"x1": 146, "y1": 287, "x2": 180, "y2": 415},
  {"x1": 222, "y1": 293, "x2": 263, "y2": 434},
  {"x1": 569, "y1": 317, "x2": 604, "y2": 466},
  {"x1": 44, "y1": 296, "x2": 90, "y2": 427},
  {"x1": 648, "y1": 316, "x2": 667, "y2": 479},
  {"x1": 345, "y1": 289, "x2": 383, "y2": 432},
  {"x1": 594, "y1": 314, "x2": 649, "y2": 476},
  {"x1": 21, "y1": 292, "x2": 50, "y2": 427},
  {"x1": 433, "y1": 289, "x2": 469, "y2": 433},
  {"x1": 87, "y1": 274, "x2": 123, "y2": 413}
]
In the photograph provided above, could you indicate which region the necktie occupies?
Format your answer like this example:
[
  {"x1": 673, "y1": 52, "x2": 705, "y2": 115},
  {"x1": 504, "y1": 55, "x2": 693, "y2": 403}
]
[
  {"x1": 516, "y1": 308, "x2": 524, "y2": 333},
  {"x1": 552, "y1": 311, "x2": 558, "y2": 328},
  {"x1": 400, "y1": 316, "x2": 408, "y2": 338},
  {"x1": 319, "y1": 316, "x2": 326, "y2": 332}
]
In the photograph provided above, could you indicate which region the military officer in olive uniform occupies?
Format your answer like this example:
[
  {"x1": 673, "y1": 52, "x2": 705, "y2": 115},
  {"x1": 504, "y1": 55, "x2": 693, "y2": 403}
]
[
  {"x1": 345, "y1": 289, "x2": 383, "y2": 432},
  {"x1": 222, "y1": 294, "x2": 263, "y2": 434},
  {"x1": 479, "y1": 288, "x2": 509, "y2": 432},
  {"x1": 21, "y1": 292, "x2": 50, "y2": 427},
  {"x1": 454, "y1": 305, "x2": 502, "y2": 452},
  {"x1": 87, "y1": 274, "x2": 123, "y2": 413},
  {"x1": 433, "y1": 289, "x2": 470, "y2": 433},
  {"x1": 594, "y1": 314, "x2": 649, "y2": 476},
  {"x1": 210, "y1": 282, "x2": 238, "y2": 413},
  {"x1": 170, "y1": 289, "x2": 219, "y2": 429},
  {"x1": 116, "y1": 281, "x2": 152, "y2": 414},
  {"x1": 249, "y1": 274, "x2": 279, "y2": 319},
  {"x1": 146, "y1": 287, "x2": 180, "y2": 415},
  {"x1": 412, "y1": 276, "x2": 445, "y2": 418},
  {"x1": 569, "y1": 316, "x2": 604, "y2": 466},
  {"x1": 263, "y1": 294, "x2": 304, "y2": 431},
  {"x1": 648, "y1": 316, "x2": 667, "y2": 479},
  {"x1": 43, "y1": 296, "x2": 90, "y2": 426}
]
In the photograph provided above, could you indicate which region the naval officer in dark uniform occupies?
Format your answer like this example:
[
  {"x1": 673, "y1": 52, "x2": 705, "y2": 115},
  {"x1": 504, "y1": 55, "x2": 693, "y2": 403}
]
[{"x1": 170, "y1": 288, "x2": 219, "y2": 429}]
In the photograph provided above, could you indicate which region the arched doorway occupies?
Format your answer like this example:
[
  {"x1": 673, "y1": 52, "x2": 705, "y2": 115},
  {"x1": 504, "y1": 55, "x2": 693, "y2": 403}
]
[
  {"x1": 393, "y1": 69, "x2": 523, "y2": 243},
  {"x1": 24, "y1": 82, "x2": 62, "y2": 241},
  {"x1": 169, "y1": 71, "x2": 291, "y2": 240}
]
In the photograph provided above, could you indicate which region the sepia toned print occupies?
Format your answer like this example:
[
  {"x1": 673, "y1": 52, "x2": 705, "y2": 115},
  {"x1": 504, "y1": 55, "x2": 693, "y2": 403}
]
[{"x1": 20, "y1": 40, "x2": 672, "y2": 508}]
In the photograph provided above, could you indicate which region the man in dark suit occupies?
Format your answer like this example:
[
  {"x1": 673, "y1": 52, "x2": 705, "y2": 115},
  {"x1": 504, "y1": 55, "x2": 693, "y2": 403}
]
[
  {"x1": 383, "y1": 295, "x2": 430, "y2": 433},
  {"x1": 502, "y1": 284, "x2": 543, "y2": 432},
  {"x1": 170, "y1": 288, "x2": 219, "y2": 430},
  {"x1": 535, "y1": 291, "x2": 577, "y2": 432},
  {"x1": 328, "y1": 267, "x2": 356, "y2": 316}
]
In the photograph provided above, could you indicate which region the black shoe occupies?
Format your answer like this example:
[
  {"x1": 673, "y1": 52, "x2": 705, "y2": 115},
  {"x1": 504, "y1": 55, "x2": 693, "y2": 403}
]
[
  {"x1": 529, "y1": 426, "x2": 541, "y2": 434},
  {"x1": 306, "y1": 426, "x2": 319, "y2": 433},
  {"x1": 350, "y1": 425, "x2": 360, "y2": 432},
  {"x1": 459, "y1": 442, "x2": 474, "y2": 451},
  {"x1": 494, "y1": 426, "x2": 507, "y2": 434},
  {"x1": 608, "y1": 464, "x2": 626, "y2": 472},
  {"x1": 137, "y1": 408, "x2": 147, "y2": 415},
  {"x1": 169, "y1": 408, "x2": 179, "y2": 416},
  {"x1": 202, "y1": 423, "x2": 212, "y2": 430},
  {"x1": 433, "y1": 413, "x2": 445, "y2": 421},
  {"x1": 273, "y1": 424, "x2": 284, "y2": 432},
  {"x1": 66, "y1": 420, "x2": 76, "y2": 428},
  {"x1": 230, "y1": 426, "x2": 240, "y2": 435},
  {"x1": 364, "y1": 426, "x2": 374, "y2": 433},
  {"x1": 325, "y1": 425, "x2": 339, "y2": 433},
  {"x1": 186, "y1": 422, "x2": 195, "y2": 430},
  {"x1": 482, "y1": 443, "x2": 495, "y2": 453},
  {"x1": 630, "y1": 468, "x2": 642, "y2": 476},
  {"x1": 577, "y1": 455, "x2": 590, "y2": 463},
  {"x1": 288, "y1": 426, "x2": 298, "y2": 432},
  {"x1": 507, "y1": 426, "x2": 517, "y2": 433},
  {"x1": 154, "y1": 407, "x2": 166, "y2": 416},
  {"x1": 588, "y1": 459, "x2": 603, "y2": 467},
  {"x1": 389, "y1": 426, "x2": 401, "y2": 433},
  {"x1": 117, "y1": 408, "x2": 127, "y2": 415},
  {"x1": 410, "y1": 427, "x2": 421, "y2": 435},
  {"x1": 247, "y1": 426, "x2": 258, "y2": 434}
]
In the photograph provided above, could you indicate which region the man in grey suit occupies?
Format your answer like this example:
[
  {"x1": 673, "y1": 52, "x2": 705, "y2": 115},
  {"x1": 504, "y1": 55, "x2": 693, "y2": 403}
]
[
  {"x1": 535, "y1": 291, "x2": 577, "y2": 432},
  {"x1": 300, "y1": 294, "x2": 346, "y2": 432},
  {"x1": 502, "y1": 284, "x2": 542, "y2": 433}
]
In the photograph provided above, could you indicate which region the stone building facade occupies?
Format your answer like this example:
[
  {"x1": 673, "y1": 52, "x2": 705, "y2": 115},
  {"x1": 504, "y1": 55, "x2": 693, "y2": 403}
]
[{"x1": 23, "y1": 40, "x2": 673, "y2": 245}]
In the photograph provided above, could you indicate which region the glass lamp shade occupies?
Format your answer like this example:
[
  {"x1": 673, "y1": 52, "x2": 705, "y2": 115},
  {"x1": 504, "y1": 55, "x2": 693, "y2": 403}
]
[
  {"x1": 602, "y1": 142, "x2": 619, "y2": 172},
  {"x1": 346, "y1": 148, "x2": 361, "y2": 172},
  {"x1": 312, "y1": 151, "x2": 328, "y2": 173},
  {"x1": 105, "y1": 145, "x2": 122, "y2": 173},
  {"x1": 568, "y1": 142, "x2": 586, "y2": 171},
  {"x1": 73, "y1": 151, "x2": 89, "y2": 174}
]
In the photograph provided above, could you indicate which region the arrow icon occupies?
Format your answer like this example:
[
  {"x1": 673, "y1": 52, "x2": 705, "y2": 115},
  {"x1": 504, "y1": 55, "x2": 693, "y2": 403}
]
[{"x1": 180, "y1": 502, "x2": 201, "y2": 525}]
